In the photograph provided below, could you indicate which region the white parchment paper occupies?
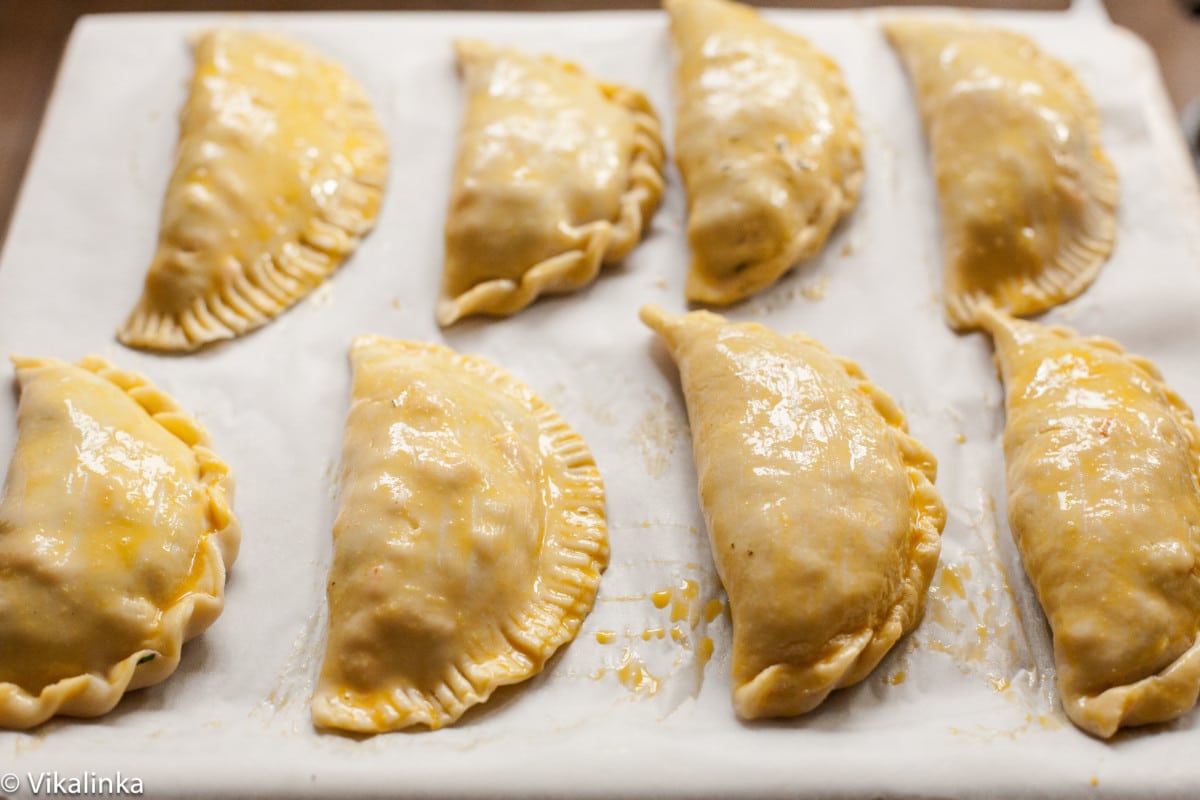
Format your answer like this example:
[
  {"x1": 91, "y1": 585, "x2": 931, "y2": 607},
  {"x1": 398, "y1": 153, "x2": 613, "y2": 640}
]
[{"x1": 1, "y1": 7, "x2": 1199, "y2": 798}]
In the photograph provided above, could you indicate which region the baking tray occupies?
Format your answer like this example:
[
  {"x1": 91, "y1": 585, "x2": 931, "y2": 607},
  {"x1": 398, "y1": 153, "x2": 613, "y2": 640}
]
[{"x1": 1, "y1": 5, "x2": 1199, "y2": 798}]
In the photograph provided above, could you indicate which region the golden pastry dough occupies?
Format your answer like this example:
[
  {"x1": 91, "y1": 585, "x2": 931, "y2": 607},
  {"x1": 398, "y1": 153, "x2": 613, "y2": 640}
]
[
  {"x1": 640, "y1": 305, "x2": 943, "y2": 718},
  {"x1": 980, "y1": 307, "x2": 1200, "y2": 738},
  {"x1": 438, "y1": 40, "x2": 665, "y2": 326},
  {"x1": 666, "y1": 0, "x2": 862, "y2": 305},
  {"x1": 886, "y1": 18, "x2": 1117, "y2": 330},
  {"x1": 312, "y1": 336, "x2": 608, "y2": 732},
  {"x1": 119, "y1": 30, "x2": 388, "y2": 351},
  {"x1": 0, "y1": 356, "x2": 239, "y2": 729}
]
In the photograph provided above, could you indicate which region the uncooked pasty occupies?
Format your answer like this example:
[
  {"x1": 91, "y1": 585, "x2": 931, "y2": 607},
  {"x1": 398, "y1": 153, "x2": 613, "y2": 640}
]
[
  {"x1": 640, "y1": 305, "x2": 944, "y2": 718},
  {"x1": 119, "y1": 30, "x2": 388, "y2": 351},
  {"x1": 886, "y1": 18, "x2": 1117, "y2": 330},
  {"x1": 438, "y1": 39, "x2": 665, "y2": 326},
  {"x1": 312, "y1": 335, "x2": 608, "y2": 732},
  {"x1": 980, "y1": 307, "x2": 1200, "y2": 738},
  {"x1": 666, "y1": 0, "x2": 862, "y2": 305},
  {"x1": 0, "y1": 356, "x2": 239, "y2": 729}
]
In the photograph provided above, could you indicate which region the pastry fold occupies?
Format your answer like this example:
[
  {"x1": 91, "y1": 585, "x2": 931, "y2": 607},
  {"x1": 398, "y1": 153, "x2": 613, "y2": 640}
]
[
  {"x1": 886, "y1": 19, "x2": 1117, "y2": 329},
  {"x1": 666, "y1": 0, "x2": 862, "y2": 305},
  {"x1": 120, "y1": 30, "x2": 388, "y2": 351},
  {"x1": 439, "y1": 40, "x2": 665, "y2": 325},
  {"x1": 981, "y1": 307, "x2": 1200, "y2": 738},
  {"x1": 0, "y1": 356, "x2": 239, "y2": 729},
  {"x1": 313, "y1": 336, "x2": 608, "y2": 732},
  {"x1": 641, "y1": 305, "x2": 943, "y2": 718}
]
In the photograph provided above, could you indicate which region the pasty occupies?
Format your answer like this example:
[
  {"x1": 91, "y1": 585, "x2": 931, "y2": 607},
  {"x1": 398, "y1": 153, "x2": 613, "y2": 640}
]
[
  {"x1": 438, "y1": 40, "x2": 665, "y2": 326},
  {"x1": 979, "y1": 307, "x2": 1200, "y2": 738},
  {"x1": 312, "y1": 336, "x2": 608, "y2": 731},
  {"x1": 119, "y1": 30, "x2": 388, "y2": 351},
  {"x1": 666, "y1": 0, "x2": 863, "y2": 306},
  {"x1": 0, "y1": 356, "x2": 239, "y2": 729},
  {"x1": 885, "y1": 18, "x2": 1117, "y2": 330},
  {"x1": 640, "y1": 305, "x2": 944, "y2": 718}
]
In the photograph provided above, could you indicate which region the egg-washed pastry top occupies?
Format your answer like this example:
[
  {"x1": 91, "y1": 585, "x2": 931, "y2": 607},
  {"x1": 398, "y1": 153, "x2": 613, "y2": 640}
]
[
  {"x1": 981, "y1": 307, "x2": 1200, "y2": 738},
  {"x1": 438, "y1": 39, "x2": 665, "y2": 326},
  {"x1": 640, "y1": 305, "x2": 944, "y2": 718},
  {"x1": 886, "y1": 18, "x2": 1117, "y2": 330},
  {"x1": 666, "y1": 0, "x2": 862, "y2": 306},
  {"x1": 0, "y1": 356, "x2": 239, "y2": 729},
  {"x1": 119, "y1": 29, "x2": 388, "y2": 351},
  {"x1": 313, "y1": 335, "x2": 608, "y2": 732}
]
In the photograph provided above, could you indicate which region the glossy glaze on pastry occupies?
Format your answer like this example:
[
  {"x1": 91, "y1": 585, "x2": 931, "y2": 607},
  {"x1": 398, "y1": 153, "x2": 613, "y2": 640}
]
[
  {"x1": 666, "y1": 0, "x2": 862, "y2": 306},
  {"x1": 640, "y1": 306, "x2": 943, "y2": 718},
  {"x1": 886, "y1": 19, "x2": 1117, "y2": 330},
  {"x1": 438, "y1": 40, "x2": 665, "y2": 326},
  {"x1": 119, "y1": 30, "x2": 388, "y2": 351},
  {"x1": 312, "y1": 336, "x2": 608, "y2": 732},
  {"x1": 0, "y1": 356, "x2": 239, "y2": 729},
  {"x1": 980, "y1": 307, "x2": 1200, "y2": 738}
]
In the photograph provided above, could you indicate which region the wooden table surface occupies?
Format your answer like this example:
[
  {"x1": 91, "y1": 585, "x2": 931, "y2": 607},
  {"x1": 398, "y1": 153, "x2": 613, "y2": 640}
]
[{"x1": 0, "y1": 0, "x2": 1196, "y2": 251}]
